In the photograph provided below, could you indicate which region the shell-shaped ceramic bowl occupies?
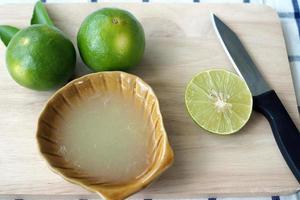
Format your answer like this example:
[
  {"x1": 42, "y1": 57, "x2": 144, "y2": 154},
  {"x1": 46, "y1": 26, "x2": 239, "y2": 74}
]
[{"x1": 36, "y1": 71, "x2": 174, "y2": 200}]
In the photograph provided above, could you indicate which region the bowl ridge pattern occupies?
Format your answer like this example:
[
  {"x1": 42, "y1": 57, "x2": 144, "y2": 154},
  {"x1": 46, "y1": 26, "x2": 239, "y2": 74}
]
[{"x1": 36, "y1": 71, "x2": 174, "y2": 200}]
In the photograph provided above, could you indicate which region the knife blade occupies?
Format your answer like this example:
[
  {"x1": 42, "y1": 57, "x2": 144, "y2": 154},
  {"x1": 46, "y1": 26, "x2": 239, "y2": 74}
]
[{"x1": 211, "y1": 13, "x2": 300, "y2": 183}]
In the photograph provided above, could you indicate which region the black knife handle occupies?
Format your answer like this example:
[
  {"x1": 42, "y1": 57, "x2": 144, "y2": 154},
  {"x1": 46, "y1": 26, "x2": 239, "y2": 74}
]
[{"x1": 253, "y1": 90, "x2": 300, "y2": 183}]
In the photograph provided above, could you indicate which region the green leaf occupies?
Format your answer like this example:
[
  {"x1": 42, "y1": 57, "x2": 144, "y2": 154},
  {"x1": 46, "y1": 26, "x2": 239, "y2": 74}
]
[
  {"x1": 0, "y1": 25, "x2": 20, "y2": 46},
  {"x1": 31, "y1": 1, "x2": 54, "y2": 26}
]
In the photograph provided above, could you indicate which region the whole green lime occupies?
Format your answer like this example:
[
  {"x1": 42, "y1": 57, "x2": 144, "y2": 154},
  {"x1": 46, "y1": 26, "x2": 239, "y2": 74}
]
[
  {"x1": 6, "y1": 24, "x2": 76, "y2": 91},
  {"x1": 77, "y1": 8, "x2": 145, "y2": 72}
]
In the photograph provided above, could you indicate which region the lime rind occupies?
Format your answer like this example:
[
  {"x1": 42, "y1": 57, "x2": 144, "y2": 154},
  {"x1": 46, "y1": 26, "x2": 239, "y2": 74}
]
[{"x1": 185, "y1": 69, "x2": 253, "y2": 135}]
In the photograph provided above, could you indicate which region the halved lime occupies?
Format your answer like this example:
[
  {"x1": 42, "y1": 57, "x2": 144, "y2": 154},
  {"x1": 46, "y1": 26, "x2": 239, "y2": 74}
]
[{"x1": 185, "y1": 69, "x2": 253, "y2": 135}]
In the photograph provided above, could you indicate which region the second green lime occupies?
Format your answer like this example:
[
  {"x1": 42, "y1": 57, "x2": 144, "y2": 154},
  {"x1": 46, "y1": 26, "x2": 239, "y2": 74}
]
[
  {"x1": 6, "y1": 24, "x2": 76, "y2": 91},
  {"x1": 77, "y1": 8, "x2": 145, "y2": 72}
]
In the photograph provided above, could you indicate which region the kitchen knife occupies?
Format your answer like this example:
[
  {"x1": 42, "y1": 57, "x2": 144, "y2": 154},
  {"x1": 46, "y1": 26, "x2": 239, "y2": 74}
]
[{"x1": 211, "y1": 13, "x2": 300, "y2": 183}]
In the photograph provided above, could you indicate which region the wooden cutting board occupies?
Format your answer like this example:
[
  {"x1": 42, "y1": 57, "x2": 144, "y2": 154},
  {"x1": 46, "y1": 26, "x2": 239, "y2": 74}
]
[{"x1": 0, "y1": 3, "x2": 299, "y2": 198}]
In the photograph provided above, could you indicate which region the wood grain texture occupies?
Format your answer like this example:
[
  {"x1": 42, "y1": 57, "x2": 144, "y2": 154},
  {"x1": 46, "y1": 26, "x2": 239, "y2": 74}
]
[{"x1": 0, "y1": 3, "x2": 299, "y2": 198}]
